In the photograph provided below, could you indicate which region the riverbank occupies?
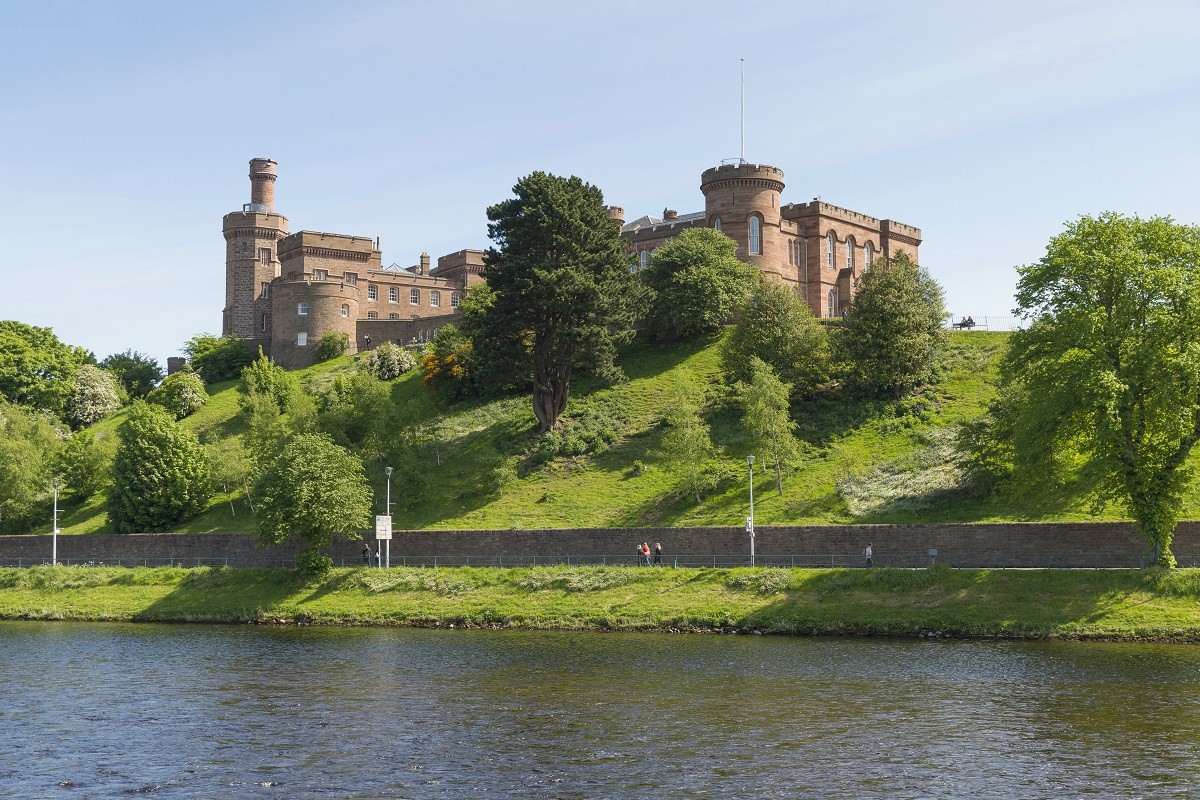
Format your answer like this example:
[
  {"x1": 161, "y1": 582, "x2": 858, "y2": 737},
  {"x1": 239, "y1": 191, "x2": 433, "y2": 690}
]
[{"x1": 3, "y1": 565, "x2": 1200, "y2": 640}]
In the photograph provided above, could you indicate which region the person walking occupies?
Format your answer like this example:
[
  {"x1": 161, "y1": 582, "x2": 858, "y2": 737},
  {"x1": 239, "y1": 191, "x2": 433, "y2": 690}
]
[
  {"x1": 642, "y1": 542, "x2": 652, "y2": 567},
  {"x1": 653, "y1": 542, "x2": 663, "y2": 566},
  {"x1": 362, "y1": 544, "x2": 372, "y2": 567},
  {"x1": 864, "y1": 543, "x2": 873, "y2": 567},
  {"x1": 636, "y1": 542, "x2": 645, "y2": 566}
]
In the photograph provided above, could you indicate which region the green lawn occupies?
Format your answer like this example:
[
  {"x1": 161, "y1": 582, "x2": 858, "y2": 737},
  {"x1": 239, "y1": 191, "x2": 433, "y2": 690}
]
[{"x1": 4, "y1": 564, "x2": 1200, "y2": 640}]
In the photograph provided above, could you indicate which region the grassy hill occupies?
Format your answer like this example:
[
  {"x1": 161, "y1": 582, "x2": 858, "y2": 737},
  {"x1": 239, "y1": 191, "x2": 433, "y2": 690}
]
[{"x1": 50, "y1": 329, "x2": 1172, "y2": 535}]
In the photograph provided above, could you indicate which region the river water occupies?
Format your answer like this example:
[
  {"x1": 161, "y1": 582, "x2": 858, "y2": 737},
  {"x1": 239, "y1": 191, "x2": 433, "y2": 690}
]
[{"x1": 3, "y1": 622, "x2": 1200, "y2": 799}]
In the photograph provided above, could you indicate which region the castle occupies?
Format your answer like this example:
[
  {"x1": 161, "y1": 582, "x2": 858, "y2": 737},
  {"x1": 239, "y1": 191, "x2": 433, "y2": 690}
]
[{"x1": 223, "y1": 159, "x2": 920, "y2": 368}]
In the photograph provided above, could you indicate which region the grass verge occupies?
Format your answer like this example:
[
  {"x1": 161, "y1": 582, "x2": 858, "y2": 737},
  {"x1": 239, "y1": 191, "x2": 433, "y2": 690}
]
[{"x1": 3, "y1": 565, "x2": 1200, "y2": 641}]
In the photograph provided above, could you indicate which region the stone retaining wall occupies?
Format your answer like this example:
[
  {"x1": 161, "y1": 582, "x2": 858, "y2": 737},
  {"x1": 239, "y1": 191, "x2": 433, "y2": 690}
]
[{"x1": 2, "y1": 522, "x2": 1199, "y2": 568}]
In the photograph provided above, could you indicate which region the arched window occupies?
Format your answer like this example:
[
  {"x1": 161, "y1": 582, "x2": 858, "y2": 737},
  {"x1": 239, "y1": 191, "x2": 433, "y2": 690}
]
[
  {"x1": 826, "y1": 231, "x2": 835, "y2": 269},
  {"x1": 638, "y1": 251, "x2": 649, "y2": 271},
  {"x1": 297, "y1": 302, "x2": 308, "y2": 316},
  {"x1": 431, "y1": 291, "x2": 441, "y2": 307},
  {"x1": 368, "y1": 285, "x2": 377, "y2": 300},
  {"x1": 827, "y1": 288, "x2": 837, "y2": 318},
  {"x1": 340, "y1": 303, "x2": 349, "y2": 317},
  {"x1": 864, "y1": 242, "x2": 874, "y2": 268},
  {"x1": 787, "y1": 240, "x2": 794, "y2": 265},
  {"x1": 410, "y1": 288, "x2": 420, "y2": 305},
  {"x1": 713, "y1": 218, "x2": 721, "y2": 231},
  {"x1": 450, "y1": 292, "x2": 460, "y2": 309},
  {"x1": 748, "y1": 215, "x2": 762, "y2": 255},
  {"x1": 846, "y1": 237, "x2": 855, "y2": 272}
]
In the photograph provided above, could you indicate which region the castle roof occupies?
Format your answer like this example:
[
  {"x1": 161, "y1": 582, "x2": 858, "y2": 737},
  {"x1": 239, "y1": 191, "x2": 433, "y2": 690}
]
[{"x1": 621, "y1": 210, "x2": 705, "y2": 233}]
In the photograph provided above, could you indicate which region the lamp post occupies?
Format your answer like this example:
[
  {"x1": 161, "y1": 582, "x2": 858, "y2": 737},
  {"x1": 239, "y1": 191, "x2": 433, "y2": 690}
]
[
  {"x1": 384, "y1": 466, "x2": 393, "y2": 569},
  {"x1": 52, "y1": 477, "x2": 59, "y2": 566},
  {"x1": 746, "y1": 455, "x2": 755, "y2": 567}
]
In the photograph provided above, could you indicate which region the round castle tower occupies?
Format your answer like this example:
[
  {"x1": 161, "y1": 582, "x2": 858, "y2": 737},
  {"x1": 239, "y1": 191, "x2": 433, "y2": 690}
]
[
  {"x1": 222, "y1": 158, "x2": 289, "y2": 343},
  {"x1": 270, "y1": 278, "x2": 359, "y2": 370},
  {"x1": 700, "y1": 163, "x2": 787, "y2": 282}
]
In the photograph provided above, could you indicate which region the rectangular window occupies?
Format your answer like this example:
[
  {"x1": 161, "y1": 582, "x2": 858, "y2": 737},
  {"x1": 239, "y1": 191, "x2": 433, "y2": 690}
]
[
  {"x1": 389, "y1": 313, "x2": 400, "y2": 320},
  {"x1": 259, "y1": 248, "x2": 271, "y2": 266},
  {"x1": 341, "y1": 304, "x2": 349, "y2": 317},
  {"x1": 450, "y1": 293, "x2": 460, "y2": 309},
  {"x1": 410, "y1": 288, "x2": 420, "y2": 305},
  {"x1": 260, "y1": 282, "x2": 269, "y2": 299},
  {"x1": 314, "y1": 269, "x2": 327, "y2": 281},
  {"x1": 261, "y1": 315, "x2": 267, "y2": 332},
  {"x1": 297, "y1": 332, "x2": 308, "y2": 346},
  {"x1": 345, "y1": 272, "x2": 357, "y2": 286},
  {"x1": 367, "y1": 311, "x2": 377, "y2": 319},
  {"x1": 389, "y1": 287, "x2": 399, "y2": 303},
  {"x1": 297, "y1": 302, "x2": 308, "y2": 316},
  {"x1": 430, "y1": 291, "x2": 440, "y2": 307},
  {"x1": 368, "y1": 284, "x2": 377, "y2": 300}
]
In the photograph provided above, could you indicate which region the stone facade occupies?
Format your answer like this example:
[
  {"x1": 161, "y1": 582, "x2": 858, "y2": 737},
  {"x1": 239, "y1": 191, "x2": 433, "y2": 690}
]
[{"x1": 224, "y1": 158, "x2": 921, "y2": 367}]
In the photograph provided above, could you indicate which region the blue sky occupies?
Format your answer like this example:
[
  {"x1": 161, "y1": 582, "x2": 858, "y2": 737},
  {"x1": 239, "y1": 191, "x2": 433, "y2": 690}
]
[{"x1": 2, "y1": 0, "x2": 1199, "y2": 368}]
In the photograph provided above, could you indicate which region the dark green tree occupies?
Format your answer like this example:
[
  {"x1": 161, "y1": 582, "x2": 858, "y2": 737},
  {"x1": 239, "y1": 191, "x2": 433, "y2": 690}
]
[
  {"x1": 99, "y1": 350, "x2": 163, "y2": 399},
  {"x1": 184, "y1": 334, "x2": 253, "y2": 384},
  {"x1": 478, "y1": 171, "x2": 642, "y2": 432},
  {"x1": 108, "y1": 402, "x2": 212, "y2": 533},
  {"x1": 254, "y1": 432, "x2": 373, "y2": 574},
  {"x1": 1002, "y1": 213, "x2": 1200, "y2": 567},
  {"x1": 722, "y1": 281, "x2": 830, "y2": 393},
  {"x1": 146, "y1": 368, "x2": 208, "y2": 420},
  {"x1": 0, "y1": 320, "x2": 92, "y2": 417},
  {"x1": 838, "y1": 253, "x2": 946, "y2": 398},
  {"x1": 642, "y1": 227, "x2": 761, "y2": 339}
]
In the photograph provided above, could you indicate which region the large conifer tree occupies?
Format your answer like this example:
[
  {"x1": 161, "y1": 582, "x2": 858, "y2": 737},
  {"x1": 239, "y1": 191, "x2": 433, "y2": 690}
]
[{"x1": 478, "y1": 172, "x2": 640, "y2": 432}]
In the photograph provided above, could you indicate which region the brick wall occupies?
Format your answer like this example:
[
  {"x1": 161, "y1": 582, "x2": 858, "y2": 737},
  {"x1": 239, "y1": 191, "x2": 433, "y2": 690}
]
[{"x1": 3, "y1": 522, "x2": 1199, "y2": 568}]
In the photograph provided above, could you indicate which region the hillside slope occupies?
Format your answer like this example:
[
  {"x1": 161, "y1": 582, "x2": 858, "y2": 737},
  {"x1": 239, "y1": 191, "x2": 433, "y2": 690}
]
[{"x1": 49, "y1": 330, "x2": 1186, "y2": 535}]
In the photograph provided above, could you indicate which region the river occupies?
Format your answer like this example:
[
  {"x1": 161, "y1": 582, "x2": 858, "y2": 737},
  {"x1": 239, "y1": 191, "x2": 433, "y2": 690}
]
[{"x1": 2, "y1": 622, "x2": 1199, "y2": 798}]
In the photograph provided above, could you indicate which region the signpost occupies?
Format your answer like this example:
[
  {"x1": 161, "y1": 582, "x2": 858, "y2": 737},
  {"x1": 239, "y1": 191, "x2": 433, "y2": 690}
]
[{"x1": 376, "y1": 515, "x2": 392, "y2": 569}]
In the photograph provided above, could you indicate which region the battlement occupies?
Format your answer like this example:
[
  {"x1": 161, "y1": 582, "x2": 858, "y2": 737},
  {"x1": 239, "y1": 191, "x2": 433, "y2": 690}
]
[
  {"x1": 700, "y1": 162, "x2": 785, "y2": 193},
  {"x1": 784, "y1": 200, "x2": 881, "y2": 228},
  {"x1": 278, "y1": 230, "x2": 378, "y2": 259}
]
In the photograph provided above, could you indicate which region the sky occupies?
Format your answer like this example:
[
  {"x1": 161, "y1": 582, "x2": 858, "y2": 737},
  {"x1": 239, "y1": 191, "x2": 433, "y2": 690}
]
[{"x1": 2, "y1": 0, "x2": 1199, "y2": 369}]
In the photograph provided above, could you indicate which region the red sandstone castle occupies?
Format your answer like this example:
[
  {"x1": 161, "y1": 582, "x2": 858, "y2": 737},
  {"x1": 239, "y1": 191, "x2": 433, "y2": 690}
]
[{"x1": 223, "y1": 158, "x2": 920, "y2": 368}]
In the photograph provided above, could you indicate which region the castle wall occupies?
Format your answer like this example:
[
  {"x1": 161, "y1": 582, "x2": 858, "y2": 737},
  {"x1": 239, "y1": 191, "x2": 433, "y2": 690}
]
[{"x1": 270, "y1": 279, "x2": 359, "y2": 368}]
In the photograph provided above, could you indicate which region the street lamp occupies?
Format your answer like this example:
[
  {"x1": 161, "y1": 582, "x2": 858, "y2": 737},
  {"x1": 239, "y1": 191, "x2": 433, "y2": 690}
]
[
  {"x1": 384, "y1": 466, "x2": 393, "y2": 569},
  {"x1": 52, "y1": 477, "x2": 59, "y2": 566},
  {"x1": 746, "y1": 455, "x2": 755, "y2": 567}
]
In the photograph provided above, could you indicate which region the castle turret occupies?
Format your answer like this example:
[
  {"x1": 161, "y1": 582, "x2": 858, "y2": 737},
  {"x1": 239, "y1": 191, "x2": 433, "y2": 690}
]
[
  {"x1": 222, "y1": 158, "x2": 289, "y2": 343},
  {"x1": 700, "y1": 163, "x2": 786, "y2": 280}
]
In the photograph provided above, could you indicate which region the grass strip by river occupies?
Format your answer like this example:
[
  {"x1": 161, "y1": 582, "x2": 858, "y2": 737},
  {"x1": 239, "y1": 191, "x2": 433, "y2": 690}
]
[{"x1": 3, "y1": 564, "x2": 1200, "y2": 640}]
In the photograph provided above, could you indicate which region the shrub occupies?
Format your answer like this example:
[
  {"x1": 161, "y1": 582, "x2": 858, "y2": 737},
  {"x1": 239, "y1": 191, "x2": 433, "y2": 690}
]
[
  {"x1": 362, "y1": 342, "x2": 417, "y2": 380},
  {"x1": 315, "y1": 331, "x2": 349, "y2": 361},
  {"x1": 66, "y1": 364, "x2": 123, "y2": 428},
  {"x1": 146, "y1": 368, "x2": 207, "y2": 420},
  {"x1": 184, "y1": 334, "x2": 253, "y2": 384}
]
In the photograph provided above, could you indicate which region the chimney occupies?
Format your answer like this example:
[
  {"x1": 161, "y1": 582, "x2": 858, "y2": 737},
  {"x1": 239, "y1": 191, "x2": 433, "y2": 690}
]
[
  {"x1": 419, "y1": 252, "x2": 430, "y2": 274},
  {"x1": 663, "y1": 208, "x2": 678, "y2": 221}
]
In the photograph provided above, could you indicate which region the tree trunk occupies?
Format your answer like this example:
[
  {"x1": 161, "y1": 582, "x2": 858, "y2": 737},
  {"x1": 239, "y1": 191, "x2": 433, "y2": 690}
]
[
  {"x1": 532, "y1": 365, "x2": 571, "y2": 433},
  {"x1": 1140, "y1": 515, "x2": 1177, "y2": 568}
]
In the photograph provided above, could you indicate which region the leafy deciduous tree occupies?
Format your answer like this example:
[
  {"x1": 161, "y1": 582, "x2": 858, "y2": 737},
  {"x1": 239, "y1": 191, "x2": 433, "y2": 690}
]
[
  {"x1": 99, "y1": 350, "x2": 163, "y2": 399},
  {"x1": 660, "y1": 382, "x2": 717, "y2": 504},
  {"x1": 66, "y1": 364, "x2": 123, "y2": 428},
  {"x1": 478, "y1": 171, "x2": 642, "y2": 432},
  {"x1": 184, "y1": 334, "x2": 253, "y2": 384},
  {"x1": 54, "y1": 430, "x2": 116, "y2": 503},
  {"x1": 740, "y1": 357, "x2": 800, "y2": 495},
  {"x1": 642, "y1": 227, "x2": 761, "y2": 339},
  {"x1": 146, "y1": 368, "x2": 208, "y2": 420},
  {"x1": 254, "y1": 432, "x2": 373, "y2": 574},
  {"x1": 240, "y1": 349, "x2": 298, "y2": 414},
  {"x1": 839, "y1": 253, "x2": 946, "y2": 399},
  {"x1": 0, "y1": 398, "x2": 62, "y2": 531},
  {"x1": 108, "y1": 402, "x2": 212, "y2": 533},
  {"x1": 1003, "y1": 213, "x2": 1200, "y2": 567},
  {"x1": 722, "y1": 281, "x2": 829, "y2": 393},
  {"x1": 0, "y1": 320, "x2": 92, "y2": 417}
]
